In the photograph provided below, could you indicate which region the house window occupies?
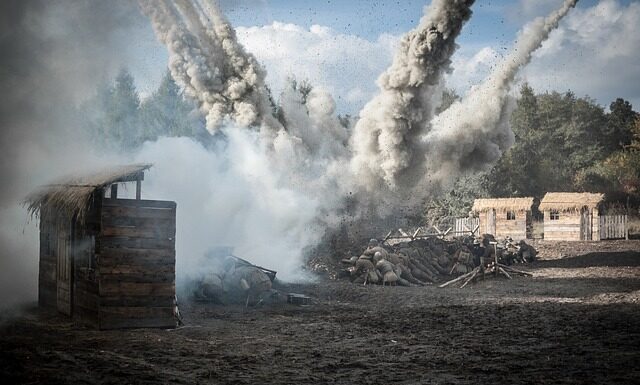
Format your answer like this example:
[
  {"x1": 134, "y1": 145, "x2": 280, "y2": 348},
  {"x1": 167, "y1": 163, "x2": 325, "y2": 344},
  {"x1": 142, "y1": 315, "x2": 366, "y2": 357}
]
[
  {"x1": 550, "y1": 210, "x2": 560, "y2": 220},
  {"x1": 506, "y1": 211, "x2": 516, "y2": 220}
]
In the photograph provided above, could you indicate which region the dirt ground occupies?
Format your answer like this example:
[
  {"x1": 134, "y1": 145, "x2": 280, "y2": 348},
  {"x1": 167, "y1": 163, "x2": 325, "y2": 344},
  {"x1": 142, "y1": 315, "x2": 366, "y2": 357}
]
[{"x1": 1, "y1": 240, "x2": 640, "y2": 384}]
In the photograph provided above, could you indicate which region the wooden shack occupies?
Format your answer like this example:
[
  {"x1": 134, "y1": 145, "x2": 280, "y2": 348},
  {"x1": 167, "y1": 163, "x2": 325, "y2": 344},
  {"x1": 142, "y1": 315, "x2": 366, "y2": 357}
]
[
  {"x1": 539, "y1": 192, "x2": 603, "y2": 241},
  {"x1": 472, "y1": 198, "x2": 534, "y2": 240},
  {"x1": 26, "y1": 164, "x2": 178, "y2": 329}
]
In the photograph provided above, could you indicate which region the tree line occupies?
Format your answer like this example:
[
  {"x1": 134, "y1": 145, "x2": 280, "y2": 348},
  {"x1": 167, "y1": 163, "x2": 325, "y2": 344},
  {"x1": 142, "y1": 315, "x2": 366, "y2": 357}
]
[
  {"x1": 81, "y1": 69, "x2": 639, "y2": 219},
  {"x1": 426, "y1": 84, "x2": 640, "y2": 224}
]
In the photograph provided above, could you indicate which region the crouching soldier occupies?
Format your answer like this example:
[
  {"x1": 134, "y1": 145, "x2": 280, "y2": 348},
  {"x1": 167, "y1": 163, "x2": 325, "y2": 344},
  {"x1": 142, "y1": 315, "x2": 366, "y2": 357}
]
[{"x1": 518, "y1": 240, "x2": 537, "y2": 263}]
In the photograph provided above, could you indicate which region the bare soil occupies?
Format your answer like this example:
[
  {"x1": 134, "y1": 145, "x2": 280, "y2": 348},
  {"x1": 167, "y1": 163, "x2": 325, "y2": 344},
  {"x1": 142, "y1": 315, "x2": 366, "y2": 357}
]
[{"x1": 2, "y1": 240, "x2": 640, "y2": 384}]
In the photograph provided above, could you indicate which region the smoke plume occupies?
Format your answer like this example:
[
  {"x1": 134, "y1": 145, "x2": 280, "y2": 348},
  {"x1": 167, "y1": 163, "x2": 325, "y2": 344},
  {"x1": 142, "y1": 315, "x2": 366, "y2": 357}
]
[
  {"x1": 349, "y1": 0, "x2": 475, "y2": 191},
  {"x1": 138, "y1": 0, "x2": 579, "y2": 259},
  {"x1": 0, "y1": 0, "x2": 155, "y2": 310},
  {"x1": 0, "y1": 0, "x2": 581, "y2": 309},
  {"x1": 138, "y1": 0, "x2": 279, "y2": 133},
  {"x1": 422, "y1": 0, "x2": 579, "y2": 189}
]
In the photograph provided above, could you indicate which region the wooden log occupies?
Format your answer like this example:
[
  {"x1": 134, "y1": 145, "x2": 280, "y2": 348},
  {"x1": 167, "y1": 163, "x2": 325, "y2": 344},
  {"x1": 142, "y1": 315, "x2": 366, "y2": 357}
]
[
  {"x1": 498, "y1": 266, "x2": 512, "y2": 280},
  {"x1": 500, "y1": 264, "x2": 533, "y2": 276},
  {"x1": 460, "y1": 268, "x2": 480, "y2": 288},
  {"x1": 439, "y1": 267, "x2": 478, "y2": 288}
]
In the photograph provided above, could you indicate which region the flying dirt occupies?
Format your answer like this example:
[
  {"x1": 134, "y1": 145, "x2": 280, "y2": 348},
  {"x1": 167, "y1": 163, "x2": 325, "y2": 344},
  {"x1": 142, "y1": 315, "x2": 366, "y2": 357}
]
[{"x1": 138, "y1": 0, "x2": 579, "y2": 275}]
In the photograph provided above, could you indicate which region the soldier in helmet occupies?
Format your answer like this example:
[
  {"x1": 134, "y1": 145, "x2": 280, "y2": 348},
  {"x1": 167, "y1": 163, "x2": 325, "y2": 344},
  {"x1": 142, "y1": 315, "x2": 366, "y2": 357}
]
[{"x1": 518, "y1": 240, "x2": 537, "y2": 263}]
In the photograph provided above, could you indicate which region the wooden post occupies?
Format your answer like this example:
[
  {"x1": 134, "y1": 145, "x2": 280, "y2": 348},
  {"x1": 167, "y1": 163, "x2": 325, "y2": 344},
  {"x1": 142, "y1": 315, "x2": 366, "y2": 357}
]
[
  {"x1": 136, "y1": 179, "x2": 142, "y2": 200},
  {"x1": 593, "y1": 209, "x2": 597, "y2": 241},
  {"x1": 110, "y1": 184, "x2": 118, "y2": 200},
  {"x1": 625, "y1": 214, "x2": 629, "y2": 240}
]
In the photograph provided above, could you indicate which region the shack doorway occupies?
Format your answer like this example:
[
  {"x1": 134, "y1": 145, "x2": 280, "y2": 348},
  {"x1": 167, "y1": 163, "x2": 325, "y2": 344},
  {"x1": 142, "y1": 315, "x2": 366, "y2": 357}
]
[
  {"x1": 56, "y1": 221, "x2": 73, "y2": 316},
  {"x1": 580, "y1": 206, "x2": 592, "y2": 241}
]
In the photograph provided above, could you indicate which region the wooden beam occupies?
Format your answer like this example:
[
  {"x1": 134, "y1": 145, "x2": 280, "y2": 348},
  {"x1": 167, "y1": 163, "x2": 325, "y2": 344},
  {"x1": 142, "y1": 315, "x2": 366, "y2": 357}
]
[
  {"x1": 113, "y1": 171, "x2": 145, "y2": 183},
  {"x1": 136, "y1": 179, "x2": 142, "y2": 200},
  {"x1": 110, "y1": 184, "x2": 118, "y2": 200}
]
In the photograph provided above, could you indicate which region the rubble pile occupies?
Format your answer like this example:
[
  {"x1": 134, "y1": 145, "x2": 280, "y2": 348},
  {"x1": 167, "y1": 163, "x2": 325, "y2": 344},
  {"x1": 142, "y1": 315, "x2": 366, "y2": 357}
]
[
  {"x1": 340, "y1": 234, "x2": 536, "y2": 287},
  {"x1": 190, "y1": 248, "x2": 281, "y2": 306}
]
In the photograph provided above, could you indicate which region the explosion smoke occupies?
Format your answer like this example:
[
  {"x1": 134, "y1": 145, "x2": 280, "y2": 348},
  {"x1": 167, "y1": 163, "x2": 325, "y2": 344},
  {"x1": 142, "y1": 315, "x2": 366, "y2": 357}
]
[
  {"x1": 139, "y1": 0, "x2": 278, "y2": 133},
  {"x1": 137, "y1": 0, "x2": 578, "y2": 277},
  {"x1": 349, "y1": 0, "x2": 475, "y2": 191},
  {"x1": 422, "y1": 0, "x2": 579, "y2": 189}
]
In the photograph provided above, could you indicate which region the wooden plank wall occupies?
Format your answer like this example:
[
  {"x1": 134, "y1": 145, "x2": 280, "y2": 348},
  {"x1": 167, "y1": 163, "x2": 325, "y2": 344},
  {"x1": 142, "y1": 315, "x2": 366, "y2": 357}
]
[
  {"x1": 600, "y1": 215, "x2": 628, "y2": 240},
  {"x1": 97, "y1": 198, "x2": 177, "y2": 329},
  {"x1": 475, "y1": 210, "x2": 530, "y2": 240},
  {"x1": 38, "y1": 211, "x2": 57, "y2": 309},
  {"x1": 494, "y1": 210, "x2": 528, "y2": 240},
  {"x1": 543, "y1": 210, "x2": 582, "y2": 241}
]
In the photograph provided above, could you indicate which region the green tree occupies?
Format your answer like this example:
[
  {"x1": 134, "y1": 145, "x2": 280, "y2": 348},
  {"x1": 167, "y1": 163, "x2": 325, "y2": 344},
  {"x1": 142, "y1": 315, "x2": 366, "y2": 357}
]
[
  {"x1": 83, "y1": 68, "x2": 142, "y2": 150},
  {"x1": 604, "y1": 98, "x2": 637, "y2": 152},
  {"x1": 485, "y1": 84, "x2": 545, "y2": 197},
  {"x1": 139, "y1": 70, "x2": 197, "y2": 140}
]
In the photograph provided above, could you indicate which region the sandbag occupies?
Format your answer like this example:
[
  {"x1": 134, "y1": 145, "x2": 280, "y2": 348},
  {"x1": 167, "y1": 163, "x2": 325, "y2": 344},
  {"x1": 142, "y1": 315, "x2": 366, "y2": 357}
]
[
  {"x1": 356, "y1": 258, "x2": 375, "y2": 272},
  {"x1": 383, "y1": 271, "x2": 398, "y2": 285},
  {"x1": 376, "y1": 259, "x2": 395, "y2": 275}
]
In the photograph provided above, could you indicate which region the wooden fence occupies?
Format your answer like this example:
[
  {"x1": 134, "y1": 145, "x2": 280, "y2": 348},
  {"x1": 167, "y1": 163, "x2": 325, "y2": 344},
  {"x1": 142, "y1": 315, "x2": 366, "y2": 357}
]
[
  {"x1": 454, "y1": 218, "x2": 480, "y2": 237},
  {"x1": 599, "y1": 215, "x2": 628, "y2": 240}
]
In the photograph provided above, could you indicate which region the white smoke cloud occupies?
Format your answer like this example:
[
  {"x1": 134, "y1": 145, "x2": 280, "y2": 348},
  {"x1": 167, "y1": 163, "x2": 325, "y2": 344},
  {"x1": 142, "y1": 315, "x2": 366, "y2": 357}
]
[
  {"x1": 235, "y1": 22, "x2": 398, "y2": 114},
  {"x1": 134, "y1": 135, "x2": 325, "y2": 281},
  {"x1": 0, "y1": 0, "x2": 164, "y2": 310}
]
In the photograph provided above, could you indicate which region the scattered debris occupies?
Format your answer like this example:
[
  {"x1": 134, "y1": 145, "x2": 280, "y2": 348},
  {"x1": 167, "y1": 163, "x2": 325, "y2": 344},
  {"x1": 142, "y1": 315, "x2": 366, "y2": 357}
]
[{"x1": 191, "y1": 248, "x2": 278, "y2": 306}]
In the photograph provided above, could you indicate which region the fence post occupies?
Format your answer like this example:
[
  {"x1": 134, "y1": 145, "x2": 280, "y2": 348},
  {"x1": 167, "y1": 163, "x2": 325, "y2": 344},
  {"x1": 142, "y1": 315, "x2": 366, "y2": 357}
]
[{"x1": 625, "y1": 215, "x2": 629, "y2": 240}]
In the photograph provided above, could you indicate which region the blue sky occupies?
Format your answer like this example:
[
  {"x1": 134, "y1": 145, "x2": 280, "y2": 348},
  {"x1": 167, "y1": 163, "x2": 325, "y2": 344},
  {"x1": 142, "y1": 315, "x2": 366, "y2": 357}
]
[
  {"x1": 220, "y1": 0, "x2": 631, "y2": 44},
  {"x1": 129, "y1": 0, "x2": 640, "y2": 114}
]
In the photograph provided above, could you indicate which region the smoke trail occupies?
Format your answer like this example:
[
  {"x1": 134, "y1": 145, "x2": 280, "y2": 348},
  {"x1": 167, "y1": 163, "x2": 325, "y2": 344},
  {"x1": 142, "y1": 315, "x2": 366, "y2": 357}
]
[
  {"x1": 349, "y1": 0, "x2": 475, "y2": 191},
  {"x1": 138, "y1": 0, "x2": 279, "y2": 133},
  {"x1": 136, "y1": 0, "x2": 580, "y2": 267},
  {"x1": 422, "y1": 0, "x2": 579, "y2": 189},
  {"x1": 138, "y1": 0, "x2": 227, "y2": 130}
]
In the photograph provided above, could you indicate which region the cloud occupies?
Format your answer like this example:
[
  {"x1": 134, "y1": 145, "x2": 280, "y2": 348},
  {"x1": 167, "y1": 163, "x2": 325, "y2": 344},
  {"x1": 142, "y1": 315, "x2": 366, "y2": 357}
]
[
  {"x1": 506, "y1": 0, "x2": 567, "y2": 24},
  {"x1": 447, "y1": 46, "x2": 503, "y2": 91},
  {"x1": 447, "y1": 0, "x2": 640, "y2": 110},
  {"x1": 236, "y1": 22, "x2": 398, "y2": 114}
]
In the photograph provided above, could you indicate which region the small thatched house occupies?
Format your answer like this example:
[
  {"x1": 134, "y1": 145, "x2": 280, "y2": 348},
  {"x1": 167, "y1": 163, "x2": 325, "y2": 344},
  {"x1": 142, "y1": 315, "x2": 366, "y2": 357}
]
[
  {"x1": 472, "y1": 197, "x2": 535, "y2": 240},
  {"x1": 539, "y1": 192, "x2": 604, "y2": 241},
  {"x1": 26, "y1": 164, "x2": 178, "y2": 329}
]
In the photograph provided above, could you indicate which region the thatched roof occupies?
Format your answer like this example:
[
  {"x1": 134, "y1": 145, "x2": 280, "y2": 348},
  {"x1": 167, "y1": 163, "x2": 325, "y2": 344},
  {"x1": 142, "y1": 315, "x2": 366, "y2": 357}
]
[
  {"x1": 25, "y1": 164, "x2": 151, "y2": 222},
  {"x1": 472, "y1": 197, "x2": 534, "y2": 212},
  {"x1": 539, "y1": 192, "x2": 604, "y2": 212}
]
